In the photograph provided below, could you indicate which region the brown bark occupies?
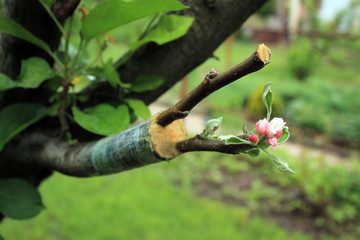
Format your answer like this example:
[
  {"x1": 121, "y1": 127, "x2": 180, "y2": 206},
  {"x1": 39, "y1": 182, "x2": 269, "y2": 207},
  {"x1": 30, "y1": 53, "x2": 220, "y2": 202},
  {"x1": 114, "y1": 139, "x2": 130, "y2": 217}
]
[{"x1": 118, "y1": 0, "x2": 268, "y2": 104}]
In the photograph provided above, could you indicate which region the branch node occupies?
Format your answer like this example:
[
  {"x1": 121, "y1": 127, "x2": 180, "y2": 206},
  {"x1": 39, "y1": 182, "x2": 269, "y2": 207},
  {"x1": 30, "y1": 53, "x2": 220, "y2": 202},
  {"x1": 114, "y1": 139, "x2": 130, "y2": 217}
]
[{"x1": 175, "y1": 110, "x2": 190, "y2": 118}]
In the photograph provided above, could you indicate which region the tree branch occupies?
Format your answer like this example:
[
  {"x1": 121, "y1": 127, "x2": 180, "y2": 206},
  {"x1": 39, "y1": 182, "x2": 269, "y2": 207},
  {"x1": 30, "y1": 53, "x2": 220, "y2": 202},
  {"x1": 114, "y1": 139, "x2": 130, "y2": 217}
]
[
  {"x1": 0, "y1": 45, "x2": 270, "y2": 177},
  {"x1": 118, "y1": 0, "x2": 268, "y2": 104},
  {"x1": 157, "y1": 44, "x2": 271, "y2": 126},
  {"x1": 176, "y1": 135, "x2": 253, "y2": 154}
]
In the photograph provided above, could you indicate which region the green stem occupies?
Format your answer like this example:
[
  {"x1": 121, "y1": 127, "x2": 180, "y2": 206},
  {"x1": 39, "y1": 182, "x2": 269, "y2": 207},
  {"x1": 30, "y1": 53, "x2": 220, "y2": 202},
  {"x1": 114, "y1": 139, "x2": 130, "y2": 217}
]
[
  {"x1": 70, "y1": 38, "x2": 87, "y2": 71},
  {"x1": 38, "y1": 0, "x2": 67, "y2": 38},
  {"x1": 64, "y1": 15, "x2": 75, "y2": 77}
]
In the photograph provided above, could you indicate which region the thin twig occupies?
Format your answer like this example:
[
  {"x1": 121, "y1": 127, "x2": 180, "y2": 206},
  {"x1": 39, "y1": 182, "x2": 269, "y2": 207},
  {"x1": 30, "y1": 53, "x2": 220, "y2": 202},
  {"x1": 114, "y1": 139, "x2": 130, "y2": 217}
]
[
  {"x1": 58, "y1": 82, "x2": 70, "y2": 136},
  {"x1": 156, "y1": 44, "x2": 271, "y2": 127},
  {"x1": 176, "y1": 135, "x2": 254, "y2": 154}
]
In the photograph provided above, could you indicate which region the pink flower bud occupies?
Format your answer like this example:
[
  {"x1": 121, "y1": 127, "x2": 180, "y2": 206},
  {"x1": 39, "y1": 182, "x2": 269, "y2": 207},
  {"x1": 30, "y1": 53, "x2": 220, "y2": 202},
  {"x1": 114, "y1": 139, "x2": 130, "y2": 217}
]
[
  {"x1": 267, "y1": 137, "x2": 278, "y2": 149},
  {"x1": 249, "y1": 135, "x2": 259, "y2": 143},
  {"x1": 275, "y1": 129, "x2": 283, "y2": 138},
  {"x1": 256, "y1": 118, "x2": 268, "y2": 136}
]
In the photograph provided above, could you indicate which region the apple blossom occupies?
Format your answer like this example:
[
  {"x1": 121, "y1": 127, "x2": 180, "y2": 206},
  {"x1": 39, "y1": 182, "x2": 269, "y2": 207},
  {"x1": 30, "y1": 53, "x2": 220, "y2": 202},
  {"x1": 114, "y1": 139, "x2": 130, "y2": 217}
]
[
  {"x1": 266, "y1": 117, "x2": 286, "y2": 137},
  {"x1": 274, "y1": 129, "x2": 283, "y2": 138},
  {"x1": 267, "y1": 137, "x2": 278, "y2": 149},
  {"x1": 256, "y1": 118, "x2": 268, "y2": 136}
]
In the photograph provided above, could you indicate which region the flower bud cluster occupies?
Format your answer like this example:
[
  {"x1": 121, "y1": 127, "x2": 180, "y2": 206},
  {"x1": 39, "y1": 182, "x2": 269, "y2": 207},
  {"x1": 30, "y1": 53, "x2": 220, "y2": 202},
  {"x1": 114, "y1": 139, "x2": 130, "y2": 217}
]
[{"x1": 249, "y1": 117, "x2": 287, "y2": 149}]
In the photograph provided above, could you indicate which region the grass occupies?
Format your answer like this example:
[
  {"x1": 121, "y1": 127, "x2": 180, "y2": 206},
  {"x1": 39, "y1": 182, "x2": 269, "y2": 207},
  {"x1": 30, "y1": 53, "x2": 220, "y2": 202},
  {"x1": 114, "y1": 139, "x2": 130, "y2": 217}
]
[{"x1": 0, "y1": 161, "x2": 311, "y2": 240}]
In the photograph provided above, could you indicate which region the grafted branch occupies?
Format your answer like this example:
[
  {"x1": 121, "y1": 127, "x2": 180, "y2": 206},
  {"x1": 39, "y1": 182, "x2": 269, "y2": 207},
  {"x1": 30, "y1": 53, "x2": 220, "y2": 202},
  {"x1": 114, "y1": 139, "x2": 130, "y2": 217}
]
[
  {"x1": 157, "y1": 44, "x2": 271, "y2": 126},
  {"x1": 0, "y1": 45, "x2": 270, "y2": 177}
]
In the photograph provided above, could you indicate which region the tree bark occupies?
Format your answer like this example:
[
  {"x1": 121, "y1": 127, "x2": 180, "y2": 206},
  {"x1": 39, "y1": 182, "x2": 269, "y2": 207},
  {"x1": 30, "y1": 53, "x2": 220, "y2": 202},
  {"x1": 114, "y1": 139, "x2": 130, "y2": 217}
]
[{"x1": 119, "y1": 0, "x2": 268, "y2": 104}]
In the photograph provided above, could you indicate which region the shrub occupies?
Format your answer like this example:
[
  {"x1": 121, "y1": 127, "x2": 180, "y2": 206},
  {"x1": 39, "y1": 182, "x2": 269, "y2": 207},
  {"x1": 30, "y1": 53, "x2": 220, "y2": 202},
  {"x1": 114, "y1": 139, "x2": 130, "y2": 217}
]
[{"x1": 287, "y1": 38, "x2": 320, "y2": 81}]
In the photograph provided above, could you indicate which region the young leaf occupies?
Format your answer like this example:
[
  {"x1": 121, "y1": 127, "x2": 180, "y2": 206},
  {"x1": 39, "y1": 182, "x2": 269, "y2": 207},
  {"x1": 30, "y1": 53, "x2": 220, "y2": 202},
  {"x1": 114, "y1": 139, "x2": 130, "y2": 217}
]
[
  {"x1": 73, "y1": 104, "x2": 130, "y2": 136},
  {"x1": 217, "y1": 135, "x2": 250, "y2": 145},
  {"x1": 16, "y1": 57, "x2": 55, "y2": 88},
  {"x1": 104, "y1": 60, "x2": 121, "y2": 88},
  {"x1": 129, "y1": 15, "x2": 194, "y2": 51},
  {"x1": 124, "y1": 98, "x2": 151, "y2": 120},
  {"x1": 263, "y1": 149, "x2": 295, "y2": 174},
  {"x1": 81, "y1": 0, "x2": 188, "y2": 40},
  {"x1": 243, "y1": 125, "x2": 250, "y2": 136},
  {"x1": 0, "y1": 103, "x2": 47, "y2": 151},
  {"x1": 247, "y1": 148, "x2": 261, "y2": 157},
  {"x1": 0, "y1": 73, "x2": 17, "y2": 91},
  {"x1": 0, "y1": 178, "x2": 45, "y2": 219},
  {"x1": 262, "y1": 82, "x2": 273, "y2": 121},
  {"x1": 130, "y1": 75, "x2": 164, "y2": 92},
  {"x1": 0, "y1": 17, "x2": 52, "y2": 55},
  {"x1": 277, "y1": 126, "x2": 290, "y2": 145},
  {"x1": 201, "y1": 117, "x2": 222, "y2": 138}
]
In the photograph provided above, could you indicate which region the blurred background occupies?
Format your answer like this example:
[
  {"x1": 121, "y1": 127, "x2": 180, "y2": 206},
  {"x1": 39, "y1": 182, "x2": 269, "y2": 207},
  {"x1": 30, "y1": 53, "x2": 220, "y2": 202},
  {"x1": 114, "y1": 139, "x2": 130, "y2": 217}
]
[{"x1": 1, "y1": 0, "x2": 360, "y2": 239}]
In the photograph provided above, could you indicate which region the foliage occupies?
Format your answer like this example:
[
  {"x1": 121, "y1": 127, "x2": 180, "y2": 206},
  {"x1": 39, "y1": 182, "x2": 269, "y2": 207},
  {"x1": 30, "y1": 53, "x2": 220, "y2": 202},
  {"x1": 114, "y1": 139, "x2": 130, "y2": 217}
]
[
  {"x1": 0, "y1": 103, "x2": 48, "y2": 151},
  {"x1": 283, "y1": 80, "x2": 360, "y2": 142},
  {"x1": 168, "y1": 147, "x2": 360, "y2": 239},
  {"x1": 260, "y1": 151, "x2": 360, "y2": 238},
  {"x1": 287, "y1": 38, "x2": 320, "y2": 81},
  {"x1": 0, "y1": 0, "x2": 193, "y2": 221},
  {"x1": 257, "y1": 0, "x2": 275, "y2": 18},
  {"x1": 0, "y1": 179, "x2": 44, "y2": 219}
]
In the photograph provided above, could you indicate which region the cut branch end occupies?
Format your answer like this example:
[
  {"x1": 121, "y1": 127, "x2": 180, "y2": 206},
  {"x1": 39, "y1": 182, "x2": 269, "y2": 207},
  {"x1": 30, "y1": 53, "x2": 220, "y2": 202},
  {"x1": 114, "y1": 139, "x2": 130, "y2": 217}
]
[{"x1": 256, "y1": 43, "x2": 271, "y2": 65}]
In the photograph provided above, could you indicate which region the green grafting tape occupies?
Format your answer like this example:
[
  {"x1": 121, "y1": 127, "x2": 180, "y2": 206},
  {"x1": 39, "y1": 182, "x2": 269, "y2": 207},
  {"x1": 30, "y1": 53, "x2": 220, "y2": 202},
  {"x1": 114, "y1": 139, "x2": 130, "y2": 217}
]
[{"x1": 79, "y1": 120, "x2": 162, "y2": 175}]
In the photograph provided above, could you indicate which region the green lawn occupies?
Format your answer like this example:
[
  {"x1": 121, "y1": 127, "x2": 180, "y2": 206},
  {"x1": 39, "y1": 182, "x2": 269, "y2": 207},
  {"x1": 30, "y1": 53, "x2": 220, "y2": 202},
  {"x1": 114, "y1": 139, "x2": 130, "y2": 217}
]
[{"x1": 0, "y1": 160, "x2": 310, "y2": 240}]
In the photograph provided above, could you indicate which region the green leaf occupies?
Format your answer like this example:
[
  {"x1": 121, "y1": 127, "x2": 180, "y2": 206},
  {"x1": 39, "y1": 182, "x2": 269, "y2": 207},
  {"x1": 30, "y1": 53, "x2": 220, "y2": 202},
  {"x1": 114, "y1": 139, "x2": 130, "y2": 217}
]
[
  {"x1": 73, "y1": 104, "x2": 130, "y2": 136},
  {"x1": 0, "y1": 234, "x2": 4, "y2": 240},
  {"x1": 16, "y1": 57, "x2": 55, "y2": 88},
  {"x1": 243, "y1": 125, "x2": 250, "y2": 136},
  {"x1": 0, "y1": 58, "x2": 55, "y2": 91},
  {"x1": 82, "y1": 0, "x2": 188, "y2": 40},
  {"x1": 277, "y1": 126, "x2": 290, "y2": 145},
  {"x1": 41, "y1": 0, "x2": 55, "y2": 8},
  {"x1": 0, "y1": 178, "x2": 45, "y2": 219},
  {"x1": 103, "y1": 60, "x2": 130, "y2": 88},
  {"x1": 217, "y1": 135, "x2": 250, "y2": 145},
  {"x1": 129, "y1": 14, "x2": 194, "y2": 51},
  {"x1": 263, "y1": 149, "x2": 295, "y2": 174},
  {"x1": 201, "y1": 117, "x2": 222, "y2": 138},
  {"x1": 0, "y1": 17, "x2": 52, "y2": 55},
  {"x1": 124, "y1": 98, "x2": 151, "y2": 120},
  {"x1": 0, "y1": 73, "x2": 17, "y2": 91},
  {"x1": 0, "y1": 103, "x2": 47, "y2": 151},
  {"x1": 262, "y1": 82, "x2": 273, "y2": 121},
  {"x1": 130, "y1": 75, "x2": 164, "y2": 92},
  {"x1": 247, "y1": 148, "x2": 261, "y2": 157}
]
